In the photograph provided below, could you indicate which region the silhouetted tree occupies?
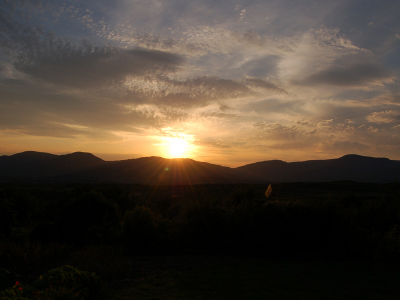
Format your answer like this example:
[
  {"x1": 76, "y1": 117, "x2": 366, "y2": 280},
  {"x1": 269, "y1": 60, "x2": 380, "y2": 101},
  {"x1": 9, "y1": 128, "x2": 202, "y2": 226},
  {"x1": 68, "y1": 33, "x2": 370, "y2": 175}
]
[{"x1": 123, "y1": 206, "x2": 160, "y2": 255}]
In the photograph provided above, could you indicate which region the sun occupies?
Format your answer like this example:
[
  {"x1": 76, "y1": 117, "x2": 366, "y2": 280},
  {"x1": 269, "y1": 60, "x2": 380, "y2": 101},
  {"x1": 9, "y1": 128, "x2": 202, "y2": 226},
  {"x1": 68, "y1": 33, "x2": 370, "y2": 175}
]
[{"x1": 169, "y1": 139, "x2": 188, "y2": 158}]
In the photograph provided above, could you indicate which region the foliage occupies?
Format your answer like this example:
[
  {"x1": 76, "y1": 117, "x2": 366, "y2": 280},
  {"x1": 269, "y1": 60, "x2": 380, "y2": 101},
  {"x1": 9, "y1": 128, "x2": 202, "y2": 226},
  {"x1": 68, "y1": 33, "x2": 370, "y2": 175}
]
[
  {"x1": 99, "y1": 259, "x2": 400, "y2": 300},
  {"x1": 1, "y1": 182, "x2": 400, "y2": 300},
  {"x1": 34, "y1": 265, "x2": 104, "y2": 299},
  {"x1": 123, "y1": 206, "x2": 161, "y2": 255},
  {"x1": 30, "y1": 286, "x2": 83, "y2": 300},
  {"x1": 0, "y1": 287, "x2": 30, "y2": 300},
  {"x1": 1, "y1": 182, "x2": 400, "y2": 263},
  {"x1": 0, "y1": 266, "x2": 103, "y2": 300},
  {"x1": 66, "y1": 245, "x2": 134, "y2": 284},
  {"x1": 57, "y1": 190, "x2": 121, "y2": 245},
  {"x1": 0, "y1": 280, "x2": 29, "y2": 300}
]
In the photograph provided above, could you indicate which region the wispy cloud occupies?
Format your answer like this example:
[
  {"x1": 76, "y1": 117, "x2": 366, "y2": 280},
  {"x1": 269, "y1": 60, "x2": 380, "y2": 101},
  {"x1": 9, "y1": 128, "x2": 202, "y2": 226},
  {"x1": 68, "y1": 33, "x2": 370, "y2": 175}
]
[{"x1": 366, "y1": 110, "x2": 400, "y2": 124}]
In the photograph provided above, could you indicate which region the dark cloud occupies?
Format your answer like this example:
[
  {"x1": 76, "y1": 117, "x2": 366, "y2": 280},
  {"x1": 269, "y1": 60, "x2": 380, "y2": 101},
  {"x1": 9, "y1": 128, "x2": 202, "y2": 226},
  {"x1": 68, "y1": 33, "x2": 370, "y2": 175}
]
[
  {"x1": 254, "y1": 122, "x2": 298, "y2": 132},
  {"x1": 306, "y1": 129, "x2": 317, "y2": 135},
  {"x1": 241, "y1": 55, "x2": 280, "y2": 77},
  {"x1": 0, "y1": 78, "x2": 177, "y2": 137},
  {"x1": 231, "y1": 30, "x2": 264, "y2": 47},
  {"x1": 244, "y1": 77, "x2": 287, "y2": 94},
  {"x1": 382, "y1": 46, "x2": 400, "y2": 73},
  {"x1": 296, "y1": 120, "x2": 311, "y2": 126},
  {"x1": 0, "y1": 2, "x2": 184, "y2": 89},
  {"x1": 0, "y1": 1, "x2": 49, "y2": 54},
  {"x1": 14, "y1": 45, "x2": 184, "y2": 88},
  {"x1": 324, "y1": 0, "x2": 400, "y2": 53},
  {"x1": 245, "y1": 98, "x2": 303, "y2": 114},
  {"x1": 219, "y1": 103, "x2": 232, "y2": 111},
  {"x1": 182, "y1": 76, "x2": 250, "y2": 97},
  {"x1": 298, "y1": 62, "x2": 391, "y2": 87},
  {"x1": 243, "y1": 0, "x2": 336, "y2": 37},
  {"x1": 144, "y1": 77, "x2": 288, "y2": 108},
  {"x1": 315, "y1": 104, "x2": 368, "y2": 121},
  {"x1": 330, "y1": 89, "x2": 384, "y2": 102},
  {"x1": 118, "y1": 76, "x2": 253, "y2": 108}
]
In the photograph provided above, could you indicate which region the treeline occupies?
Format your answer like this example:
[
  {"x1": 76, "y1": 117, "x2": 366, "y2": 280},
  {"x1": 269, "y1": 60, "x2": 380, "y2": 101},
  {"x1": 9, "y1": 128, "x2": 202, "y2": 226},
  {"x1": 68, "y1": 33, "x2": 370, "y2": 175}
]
[{"x1": 1, "y1": 183, "x2": 400, "y2": 261}]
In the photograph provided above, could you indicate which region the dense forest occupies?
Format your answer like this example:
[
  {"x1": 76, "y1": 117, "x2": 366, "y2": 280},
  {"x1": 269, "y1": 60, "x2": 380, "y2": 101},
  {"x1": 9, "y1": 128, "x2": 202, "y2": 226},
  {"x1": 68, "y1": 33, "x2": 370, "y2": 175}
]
[{"x1": 1, "y1": 182, "x2": 400, "y2": 299}]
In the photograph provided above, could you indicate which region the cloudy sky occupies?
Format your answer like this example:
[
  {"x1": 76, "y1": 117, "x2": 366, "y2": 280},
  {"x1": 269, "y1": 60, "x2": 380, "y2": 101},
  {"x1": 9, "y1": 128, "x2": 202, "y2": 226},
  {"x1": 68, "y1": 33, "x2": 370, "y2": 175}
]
[{"x1": 1, "y1": 0, "x2": 399, "y2": 166}]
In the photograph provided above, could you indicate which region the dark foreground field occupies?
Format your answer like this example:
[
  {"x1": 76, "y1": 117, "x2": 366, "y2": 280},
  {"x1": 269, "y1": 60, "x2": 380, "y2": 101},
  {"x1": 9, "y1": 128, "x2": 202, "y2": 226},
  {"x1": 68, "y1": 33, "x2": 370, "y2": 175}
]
[
  {"x1": 99, "y1": 256, "x2": 400, "y2": 300},
  {"x1": 1, "y1": 182, "x2": 400, "y2": 299}
]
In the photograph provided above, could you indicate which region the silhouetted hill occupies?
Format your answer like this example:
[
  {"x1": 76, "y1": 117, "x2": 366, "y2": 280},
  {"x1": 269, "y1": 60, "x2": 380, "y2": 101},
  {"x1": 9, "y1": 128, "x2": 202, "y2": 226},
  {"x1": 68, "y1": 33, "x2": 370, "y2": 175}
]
[
  {"x1": 0, "y1": 151, "x2": 104, "y2": 181},
  {"x1": 236, "y1": 154, "x2": 400, "y2": 183},
  {"x1": 0, "y1": 151, "x2": 57, "y2": 164},
  {"x1": 0, "y1": 152, "x2": 399, "y2": 184},
  {"x1": 0, "y1": 151, "x2": 58, "y2": 180},
  {"x1": 52, "y1": 152, "x2": 104, "y2": 171},
  {"x1": 56, "y1": 156, "x2": 242, "y2": 185}
]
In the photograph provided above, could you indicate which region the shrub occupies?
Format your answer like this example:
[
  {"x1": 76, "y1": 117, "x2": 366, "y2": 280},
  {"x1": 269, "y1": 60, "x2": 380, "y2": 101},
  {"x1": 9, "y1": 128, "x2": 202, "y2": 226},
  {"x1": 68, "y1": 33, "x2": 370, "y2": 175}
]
[
  {"x1": 123, "y1": 206, "x2": 160, "y2": 255},
  {"x1": 31, "y1": 286, "x2": 83, "y2": 300},
  {"x1": 0, "y1": 281, "x2": 29, "y2": 300},
  {"x1": 33, "y1": 265, "x2": 104, "y2": 299},
  {"x1": 183, "y1": 204, "x2": 232, "y2": 255},
  {"x1": 0, "y1": 266, "x2": 103, "y2": 299},
  {"x1": 0, "y1": 287, "x2": 30, "y2": 300},
  {"x1": 67, "y1": 245, "x2": 134, "y2": 283}
]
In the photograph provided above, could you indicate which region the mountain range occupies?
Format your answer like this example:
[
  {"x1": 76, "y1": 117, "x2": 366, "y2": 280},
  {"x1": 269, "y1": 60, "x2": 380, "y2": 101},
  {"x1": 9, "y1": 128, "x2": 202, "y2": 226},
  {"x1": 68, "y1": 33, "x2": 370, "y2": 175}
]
[{"x1": 0, "y1": 151, "x2": 399, "y2": 184}]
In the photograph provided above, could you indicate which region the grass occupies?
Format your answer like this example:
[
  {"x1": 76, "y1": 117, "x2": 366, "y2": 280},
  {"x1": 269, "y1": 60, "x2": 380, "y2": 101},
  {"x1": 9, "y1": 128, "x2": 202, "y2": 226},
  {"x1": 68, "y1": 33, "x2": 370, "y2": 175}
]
[{"x1": 99, "y1": 257, "x2": 400, "y2": 300}]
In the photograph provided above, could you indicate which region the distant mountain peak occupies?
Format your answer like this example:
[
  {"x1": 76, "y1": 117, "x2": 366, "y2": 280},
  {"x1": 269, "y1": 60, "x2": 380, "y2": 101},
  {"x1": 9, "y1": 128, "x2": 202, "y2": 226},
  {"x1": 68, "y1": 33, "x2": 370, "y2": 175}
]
[
  {"x1": 55, "y1": 152, "x2": 104, "y2": 168},
  {"x1": 340, "y1": 154, "x2": 367, "y2": 158},
  {"x1": 8, "y1": 151, "x2": 57, "y2": 161},
  {"x1": 339, "y1": 154, "x2": 390, "y2": 161},
  {"x1": 12, "y1": 150, "x2": 55, "y2": 157},
  {"x1": 60, "y1": 152, "x2": 104, "y2": 160}
]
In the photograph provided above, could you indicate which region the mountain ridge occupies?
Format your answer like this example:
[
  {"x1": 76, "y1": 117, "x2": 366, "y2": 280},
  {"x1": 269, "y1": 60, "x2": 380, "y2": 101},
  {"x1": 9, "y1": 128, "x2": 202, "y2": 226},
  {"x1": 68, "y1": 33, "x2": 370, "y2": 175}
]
[{"x1": 0, "y1": 151, "x2": 399, "y2": 184}]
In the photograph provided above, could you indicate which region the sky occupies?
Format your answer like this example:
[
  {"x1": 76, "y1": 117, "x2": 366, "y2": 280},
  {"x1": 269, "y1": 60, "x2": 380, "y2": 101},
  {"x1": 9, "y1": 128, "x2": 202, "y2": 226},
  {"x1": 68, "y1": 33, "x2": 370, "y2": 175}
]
[{"x1": 0, "y1": 0, "x2": 400, "y2": 167}]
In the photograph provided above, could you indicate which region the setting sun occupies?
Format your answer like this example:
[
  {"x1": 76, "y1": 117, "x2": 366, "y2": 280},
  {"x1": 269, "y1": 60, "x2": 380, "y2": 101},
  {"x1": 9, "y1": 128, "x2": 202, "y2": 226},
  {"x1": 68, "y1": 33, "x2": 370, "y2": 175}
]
[{"x1": 169, "y1": 139, "x2": 188, "y2": 157}]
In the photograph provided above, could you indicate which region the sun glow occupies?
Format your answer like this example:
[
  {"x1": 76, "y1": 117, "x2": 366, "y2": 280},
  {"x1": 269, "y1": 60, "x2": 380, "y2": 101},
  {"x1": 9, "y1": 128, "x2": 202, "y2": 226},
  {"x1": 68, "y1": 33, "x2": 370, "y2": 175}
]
[{"x1": 169, "y1": 139, "x2": 188, "y2": 157}]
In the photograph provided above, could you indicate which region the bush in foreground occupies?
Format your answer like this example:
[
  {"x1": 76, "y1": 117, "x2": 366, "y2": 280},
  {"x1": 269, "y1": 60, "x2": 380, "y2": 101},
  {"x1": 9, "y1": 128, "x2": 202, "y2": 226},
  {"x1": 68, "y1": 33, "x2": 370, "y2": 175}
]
[{"x1": 0, "y1": 265, "x2": 104, "y2": 300}]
